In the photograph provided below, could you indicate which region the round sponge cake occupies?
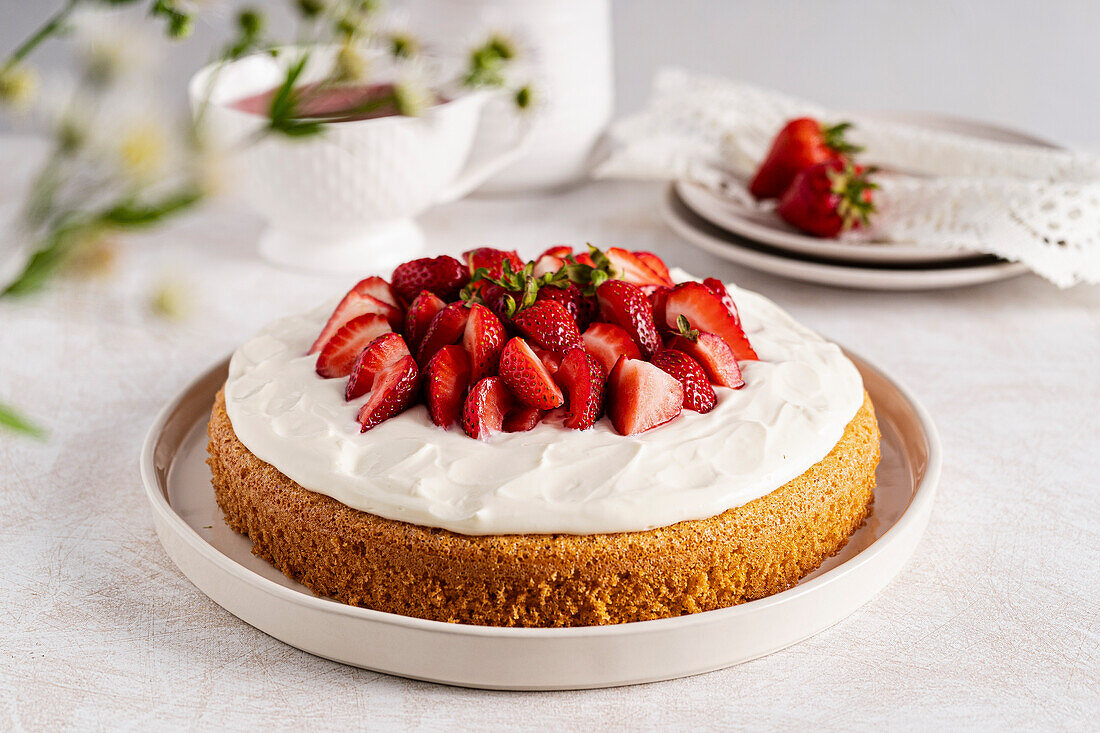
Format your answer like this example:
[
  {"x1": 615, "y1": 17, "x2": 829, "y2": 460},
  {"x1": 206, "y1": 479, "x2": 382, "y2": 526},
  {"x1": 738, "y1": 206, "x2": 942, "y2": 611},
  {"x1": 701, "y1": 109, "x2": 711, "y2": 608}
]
[{"x1": 206, "y1": 388, "x2": 880, "y2": 627}]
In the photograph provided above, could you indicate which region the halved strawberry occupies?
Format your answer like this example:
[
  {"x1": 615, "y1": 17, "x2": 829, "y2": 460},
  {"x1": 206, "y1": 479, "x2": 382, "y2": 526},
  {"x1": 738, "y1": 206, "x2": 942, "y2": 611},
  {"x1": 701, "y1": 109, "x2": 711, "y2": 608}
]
[
  {"x1": 635, "y1": 251, "x2": 672, "y2": 283},
  {"x1": 606, "y1": 357, "x2": 684, "y2": 435},
  {"x1": 650, "y1": 349, "x2": 717, "y2": 413},
  {"x1": 664, "y1": 282, "x2": 757, "y2": 361},
  {"x1": 403, "y1": 290, "x2": 446, "y2": 351},
  {"x1": 498, "y1": 337, "x2": 565, "y2": 410},
  {"x1": 532, "y1": 253, "x2": 563, "y2": 278},
  {"x1": 315, "y1": 313, "x2": 392, "y2": 378},
  {"x1": 606, "y1": 247, "x2": 672, "y2": 287},
  {"x1": 345, "y1": 332, "x2": 412, "y2": 400},
  {"x1": 503, "y1": 405, "x2": 544, "y2": 433},
  {"x1": 540, "y1": 245, "x2": 573, "y2": 259},
  {"x1": 595, "y1": 279, "x2": 662, "y2": 358},
  {"x1": 462, "y1": 376, "x2": 516, "y2": 440},
  {"x1": 648, "y1": 285, "x2": 672, "y2": 335},
  {"x1": 309, "y1": 278, "x2": 405, "y2": 353},
  {"x1": 555, "y1": 347, "x2": 605, "y2": 430},
  {"x1": 666, "y1": 324, "x2": 745, "y2": 389},
  {"x1": 356, "y1": 355, "x2": 419, "y2": 431},
  {"x1": 391, "y1": 255, "x2": 469, "y2": 304},
  {"x1": 417, "y1": 302, "x2": 471, "y2": 365},
  {"x1": 702, "y1": 277, "x2": 740, "y2": 326},
  {"x1": 581, "y1": 322, "x2": 641, "y2": 376},
  {"x1": 462, "y1": 303, "x2": 507, "y2": 381},
  {"x1": 511, "y1": 299, "x2": 584, "y2": 354},
  {"x1": 425, "y1": 344, "x2": 471, "y2": 427}
]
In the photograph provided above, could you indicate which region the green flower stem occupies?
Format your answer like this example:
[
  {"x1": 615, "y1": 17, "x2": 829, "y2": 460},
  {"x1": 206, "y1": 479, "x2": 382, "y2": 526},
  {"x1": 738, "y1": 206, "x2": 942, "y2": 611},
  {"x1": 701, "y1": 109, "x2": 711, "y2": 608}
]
[{"x1": 4, "y1": 0, "x2": 79, "y2": 69}]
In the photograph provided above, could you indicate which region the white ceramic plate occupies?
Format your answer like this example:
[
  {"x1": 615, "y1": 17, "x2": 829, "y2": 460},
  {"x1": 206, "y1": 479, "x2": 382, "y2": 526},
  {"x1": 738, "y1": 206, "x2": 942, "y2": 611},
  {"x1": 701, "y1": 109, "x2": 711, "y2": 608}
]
[
  {"x1": 677, "y1": 112, "x2": 1057, "y2": 266},
  {"x1": 664, "y1": 187, "x2": 1030, "y2": 291},
  {"x1": 142, "y1": 353, "x2": 941, "y2": 690}
]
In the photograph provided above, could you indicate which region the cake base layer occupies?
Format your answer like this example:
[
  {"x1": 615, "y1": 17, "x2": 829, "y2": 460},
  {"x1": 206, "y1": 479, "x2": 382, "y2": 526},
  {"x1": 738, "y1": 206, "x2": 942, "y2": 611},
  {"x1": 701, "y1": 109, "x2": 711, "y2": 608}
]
[{"x1": 207, "y1": 389, "x2": 880, "y2": 628}]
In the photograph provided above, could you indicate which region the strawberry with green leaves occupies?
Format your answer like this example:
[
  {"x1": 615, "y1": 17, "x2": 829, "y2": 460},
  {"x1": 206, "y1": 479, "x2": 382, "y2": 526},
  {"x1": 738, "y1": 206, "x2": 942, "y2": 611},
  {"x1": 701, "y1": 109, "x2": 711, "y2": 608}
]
[
  {"x1": 776, "y1": 160, "x2": 878, "y2": 238},
  {"x1": 749, "y1": 118, "x2": 862, "y2": 200}
]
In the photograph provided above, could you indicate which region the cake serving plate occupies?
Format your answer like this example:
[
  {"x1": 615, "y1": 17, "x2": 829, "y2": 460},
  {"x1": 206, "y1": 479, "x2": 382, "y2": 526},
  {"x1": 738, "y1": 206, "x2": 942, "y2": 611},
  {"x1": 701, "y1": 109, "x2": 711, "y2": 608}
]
[{"x1": 141, "y1": 350, "x2": 941, "y2": 690}]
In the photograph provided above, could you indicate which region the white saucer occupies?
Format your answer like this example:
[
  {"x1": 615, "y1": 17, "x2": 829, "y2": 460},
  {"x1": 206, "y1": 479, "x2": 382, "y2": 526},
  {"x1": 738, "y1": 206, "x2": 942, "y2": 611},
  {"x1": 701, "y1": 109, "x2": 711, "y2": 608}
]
[
  {"x1": 141, "y1": 350, "x2": 940, "y2": 690},
  {"x1": 677, "y1": 112, "x2": 1057, "y2": 266},
  {"x1": 664, "y1": 186, "x2": 1030, "y2": 291}
]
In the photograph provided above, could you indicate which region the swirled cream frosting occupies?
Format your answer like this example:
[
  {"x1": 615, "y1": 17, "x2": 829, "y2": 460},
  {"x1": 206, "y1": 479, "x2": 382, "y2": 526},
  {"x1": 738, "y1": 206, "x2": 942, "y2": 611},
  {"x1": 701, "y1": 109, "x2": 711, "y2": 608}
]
[{"x1": 224, "y1": 270, "x2": 864, "y2": 535}]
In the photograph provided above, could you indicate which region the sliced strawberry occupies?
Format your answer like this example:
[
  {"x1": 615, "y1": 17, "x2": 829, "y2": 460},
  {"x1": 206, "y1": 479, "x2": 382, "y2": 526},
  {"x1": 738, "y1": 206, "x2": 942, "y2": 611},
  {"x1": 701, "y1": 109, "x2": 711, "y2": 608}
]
[
  {"x1": 315, "y1": 313, "x2": 391, "y2": 378},
  {"x1": 634, "y1": 251, "x2": 672, "y2": 283},
  {"x1": 534, "y1": 347, "x2": 562, "y2": 375},
  {"x1": 648, "y1": 285, "x2": 672, "y2": 334},
  {"x1": 425, "y1": 344, "x2": 471, "y2": 427},
  {"x1": 606, "y1": 247, "x2": 672, "y2": 287},
  {"x1": 403, "y1": 290, "x2": 446, "y2": 351},
  {"x1": 498, "y1": 337, "x2": 565, "y2": 410},
  {"x1": 595, "y1": 279, "x2": 662, "y2": 358},
  {"x1": 355, "y1": 275, "x2": 401, "y2": 309},
  {"x1": 462, "y1": 376, "x2": 516, "y2": 440},
  {"x1": 417, "y1": 302, "x2": 471, "y2": 365},
  {"x1": 532, "y1": 253, "x2": 564, "y2": 278},
  {"x1": 503, "y1": 405, "x2": 544, "y2": 433},
  {"x1": 540, "y1": 245, "x2": 573, "y2": 259},
  {"x1": 572, "y1": 251, "x2": 595, "y2": 267},
  {"x1": 606, "y1": 357, "x2": 684, "y2": 435},
  {"x1": 356, "y1": 355, "x2": 419, "y2": 431},
  {"x1": 309, "y1": 279, "x2": 404, "y2": 353},
  {"x1": 511, "y1": 299, "x2": 584, "y2": 355},
  {"x1": 666, "y1": 330, "x2": 745, "y2": 389},
  {"x1": 650, "y1": 349, "x2": 717, "y2": 413},
  {"x1": 555, "y1": 347, "x2": 605, "y2": 430},
  {"x1": 462, "y1": 303, "x2": 507, "y2": 381},
  {"x1": 702, "y1": 277, "x2": 740, "y2": 326},
  {"x1": 664, "y1": 282, "x2": 757, "y2": 361},
  {"x1": 391, "y1": 255, "x2": 469, "y2": 304},
  {"x1": 345, "y1": 332, "x2": 411, "y2": 400},
  {"x1": 581, "y1": 321, "x2": 641, "y2": 376}
]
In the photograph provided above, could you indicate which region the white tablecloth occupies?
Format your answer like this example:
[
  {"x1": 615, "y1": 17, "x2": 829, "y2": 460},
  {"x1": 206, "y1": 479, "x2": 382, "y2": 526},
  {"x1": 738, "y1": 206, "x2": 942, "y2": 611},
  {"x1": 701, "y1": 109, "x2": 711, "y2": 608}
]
[{"x1": 2, "y1": 179, "x2": 1097, "y2": 730}]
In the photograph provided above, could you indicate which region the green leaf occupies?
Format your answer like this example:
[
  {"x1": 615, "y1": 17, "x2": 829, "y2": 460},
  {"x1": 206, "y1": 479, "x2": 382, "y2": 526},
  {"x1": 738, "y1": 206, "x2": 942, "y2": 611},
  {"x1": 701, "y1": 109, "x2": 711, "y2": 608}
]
[
  {"x1": 0, "y1": 402, "x2": 46, "y2": 440},
  {"x1": 100, "y1": 189, "x2": 202, "y2": 226}
]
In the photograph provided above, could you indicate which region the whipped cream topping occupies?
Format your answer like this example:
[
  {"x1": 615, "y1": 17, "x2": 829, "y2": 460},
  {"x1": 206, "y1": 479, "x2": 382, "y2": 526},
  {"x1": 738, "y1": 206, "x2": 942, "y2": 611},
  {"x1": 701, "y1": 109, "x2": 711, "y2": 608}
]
[{"x1": 224, "y1": 270, "x2": 864, "y2": 536}]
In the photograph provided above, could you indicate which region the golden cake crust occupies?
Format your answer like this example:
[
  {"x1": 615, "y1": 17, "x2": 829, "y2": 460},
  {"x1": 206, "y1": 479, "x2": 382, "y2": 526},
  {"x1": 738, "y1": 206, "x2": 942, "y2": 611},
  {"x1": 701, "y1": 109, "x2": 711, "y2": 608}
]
[{"x1": 207, "y1": 388, "x2": 880, "y2": 627}]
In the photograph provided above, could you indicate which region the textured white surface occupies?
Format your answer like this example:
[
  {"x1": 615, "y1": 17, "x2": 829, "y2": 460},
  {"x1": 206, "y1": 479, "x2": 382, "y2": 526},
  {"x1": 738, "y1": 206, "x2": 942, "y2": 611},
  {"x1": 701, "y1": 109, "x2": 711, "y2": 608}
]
[{"x1": 1, "y1": 176, "x2": 1098, "y2": 729}]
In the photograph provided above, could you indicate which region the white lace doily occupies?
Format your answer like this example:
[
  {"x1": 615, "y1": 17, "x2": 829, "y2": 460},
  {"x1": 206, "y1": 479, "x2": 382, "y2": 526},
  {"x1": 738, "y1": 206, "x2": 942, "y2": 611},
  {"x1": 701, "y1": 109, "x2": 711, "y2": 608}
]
[{"x1": 596, "y1": 68, "x2": 1100, "y2": 287}]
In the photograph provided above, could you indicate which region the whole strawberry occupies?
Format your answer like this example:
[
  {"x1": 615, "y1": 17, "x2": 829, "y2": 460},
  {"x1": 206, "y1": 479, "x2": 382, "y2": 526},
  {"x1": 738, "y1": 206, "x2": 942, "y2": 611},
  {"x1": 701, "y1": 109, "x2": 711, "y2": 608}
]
[
  {"x1": 749, "y1": 118, "x2": 861, "y2": 200},
  {"x1": 776, "y1": 160, "x2": 877, "y2": 238},
  {"x1": 595, "y1": 279, "x2": 662, "y2": 358},
  {"x1": 512, "y1": 299, "x2": 584, "y2": 355},
  {"x1": 391, "y1": 255, "x2": 469, "y2": 304}
]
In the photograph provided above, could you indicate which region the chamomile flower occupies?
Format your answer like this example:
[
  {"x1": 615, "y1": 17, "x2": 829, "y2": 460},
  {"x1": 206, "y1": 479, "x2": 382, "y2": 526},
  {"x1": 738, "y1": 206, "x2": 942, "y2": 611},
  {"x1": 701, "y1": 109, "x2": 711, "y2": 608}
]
[{"x1": 0, "y1": 64, "x2": 38, "y2": 109}]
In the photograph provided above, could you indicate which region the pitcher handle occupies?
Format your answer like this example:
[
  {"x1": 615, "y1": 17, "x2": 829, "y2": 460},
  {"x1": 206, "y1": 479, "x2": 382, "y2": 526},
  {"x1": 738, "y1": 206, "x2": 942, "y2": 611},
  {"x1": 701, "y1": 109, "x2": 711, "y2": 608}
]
[{"x1": 434, "y1": 93, "x2": 535, "y2": 204}]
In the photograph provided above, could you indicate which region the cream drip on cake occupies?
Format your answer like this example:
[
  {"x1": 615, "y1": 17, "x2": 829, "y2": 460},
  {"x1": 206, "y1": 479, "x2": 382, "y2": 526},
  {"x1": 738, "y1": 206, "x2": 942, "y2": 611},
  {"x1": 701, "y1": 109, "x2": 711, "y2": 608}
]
[{"x1": 224, "y1": 269, "x2": 863, "y2": 535}]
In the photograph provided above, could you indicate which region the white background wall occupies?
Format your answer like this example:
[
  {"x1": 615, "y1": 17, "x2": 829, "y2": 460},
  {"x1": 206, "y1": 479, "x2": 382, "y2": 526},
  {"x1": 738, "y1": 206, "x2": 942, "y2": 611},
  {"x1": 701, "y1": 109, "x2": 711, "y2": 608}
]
[{"x1": 2, "y1": 0, "x2": 1097, "y2": 145}]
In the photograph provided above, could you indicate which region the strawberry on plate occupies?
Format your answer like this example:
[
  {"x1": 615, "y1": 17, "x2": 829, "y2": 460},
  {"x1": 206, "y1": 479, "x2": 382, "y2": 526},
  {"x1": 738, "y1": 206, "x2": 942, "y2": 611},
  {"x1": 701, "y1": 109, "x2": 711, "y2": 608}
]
[
  {"x1": 309, "y1": 277, "x2": 405, "y2": 353},
  {"x1": 663, "y1": 282, "x2": 757, "y2": 361},
  {"x1": 425, "y1": 344, "x2": 471, "y2": 427},
  {"x1": 498, "y1": 337, "x2": 565, "y2": 410},
  {"x1": 595, "y1": 279, "x2": 662, "y2": 358},
  {"x1": 776, "y1": 160, "x2": 877, "y2": 238},
  {"x1": 666, "y1": 318, "x2": 745, "y2": 389},
  {"x1": 650, "y1": 349, "x2": 717, "y2": 413},
  {"x1": 581, "y1": 322, "x2": 641, "y2": 376},
  {"x1": 511, "y1": 299, "x2": 584, "y2": 355},
  {"x1": 315, "y1": 313, "x2": 392, "y2": 379},
  {"x1": 748, "y1": 118, "x2": 861, "y2": 200},
  {"x1": 357, "y1": 355, "x2": 419, "y2": 431},
  {"x1": 463, "y1": 376, "x2": 517, "y2": 440},
  {"x1": 606, "y1": 356, "x2": 684, "y2": 435},
  {"x1": 391, "y1": 255, "x2": 469, "y2": 304},
  {"x1": 403, "y1": 290, "x2": 446, "y2": 351},
  {"x1": 462, "y1": 303, "x2": 507, "y2": 381},
  {"x1": 345, "y1": 332, "x2": 412, "y2": 400},
  {"x1": 554, "y1": 347, "x2": 605, "y2": 430},
  {"x1": 417, "y1": 302, "x2": 471, "y2": 365}
]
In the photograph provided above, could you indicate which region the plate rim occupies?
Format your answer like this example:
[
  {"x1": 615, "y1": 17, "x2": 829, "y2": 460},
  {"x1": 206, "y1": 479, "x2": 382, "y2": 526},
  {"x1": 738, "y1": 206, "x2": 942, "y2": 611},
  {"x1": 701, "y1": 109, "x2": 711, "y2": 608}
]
[
  {"x1": 663, "y1": 186, "x2": 1030, "y2": 290},
  {"x1": 140, "y1": 350, "x2": 942, "y2": 641}
]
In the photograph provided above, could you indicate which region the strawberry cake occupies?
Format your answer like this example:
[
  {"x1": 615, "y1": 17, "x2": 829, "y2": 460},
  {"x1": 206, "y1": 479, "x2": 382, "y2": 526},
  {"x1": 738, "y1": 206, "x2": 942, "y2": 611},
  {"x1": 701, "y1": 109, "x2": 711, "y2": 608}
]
[{"x1": 207, "y1": 246, "x2": 879, "y2": 627}]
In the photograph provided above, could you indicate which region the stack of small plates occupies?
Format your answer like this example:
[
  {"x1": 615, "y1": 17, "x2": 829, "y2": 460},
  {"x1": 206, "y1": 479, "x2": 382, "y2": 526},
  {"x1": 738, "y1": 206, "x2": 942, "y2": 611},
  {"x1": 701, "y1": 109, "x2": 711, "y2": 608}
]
[{"x1": 661, "y1": 113, "x2": 1040, "y2": 290}]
